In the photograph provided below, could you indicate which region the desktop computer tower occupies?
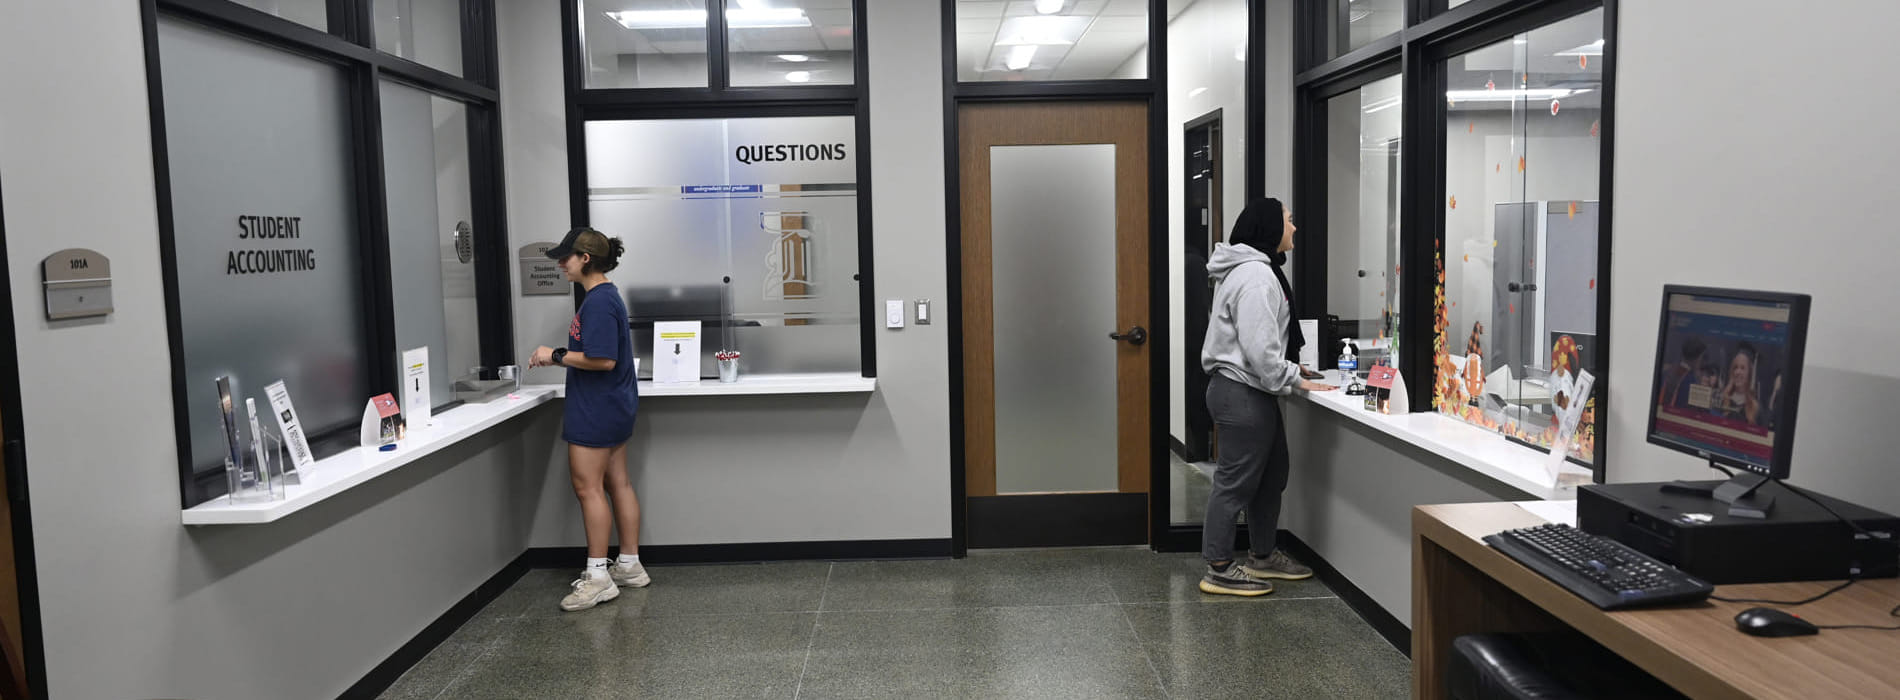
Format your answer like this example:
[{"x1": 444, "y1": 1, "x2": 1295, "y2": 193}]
[{"x1": 1579, "y1": 481, "x2": 1900, "y2": 584}]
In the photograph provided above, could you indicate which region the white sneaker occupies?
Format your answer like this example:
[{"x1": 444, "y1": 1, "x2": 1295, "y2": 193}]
[
  {"x1": 610, "y1": 560, "x2": 651, "y2": 588},
  {"x1": 560, "y1": 573, "x2": 620, "y2": 612}
]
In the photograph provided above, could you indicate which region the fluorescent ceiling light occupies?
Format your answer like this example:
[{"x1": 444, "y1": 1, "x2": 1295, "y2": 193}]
[
  {"x1": 1553, "y1": 39, "x2": 1605, "y2": 56},
  {"x1": 777, "y1": 54, "x2": 811, "y2": 62},
  {"x1": 1362, "y1": 96, "x2": 1402, "y2": 114},
  {"x1": 1446, "y1": 88, "x2": 1584, "y2": 102},
  {"x1": 1035, "y1": 0, "x2": 1064, "y2": 14},
  {"x1": 994, "y1": 16, "x2": 1089, "y2": 46},
  {"x1": 606, "y1": 8, "x2": 810, "y2": 30},
  {"x1": 735, "y1": 0, "x2": 769, "y2": 9},
  {"x1": 1187, "y1": 87, "x2": 1208, "y2": 98},
  {"x1": 785, "y1": 71, "x2": 811, "y2": 83},
  {"x1": 1005, "y1": 45, "x2": 1037, "y2": 71}
]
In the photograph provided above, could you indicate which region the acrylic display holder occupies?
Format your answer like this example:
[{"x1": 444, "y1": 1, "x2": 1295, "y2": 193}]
[{"x1": 226, "y1": 428, "x2": 289, "y2": 504}]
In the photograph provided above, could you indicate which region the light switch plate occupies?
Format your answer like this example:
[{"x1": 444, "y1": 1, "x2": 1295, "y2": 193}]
[
  {"x1": 886, "y1": 300, "x2": 905, "y2": 328},
  {"x1": 915, "y1": 299, "x2": 931, "y2": 325}
]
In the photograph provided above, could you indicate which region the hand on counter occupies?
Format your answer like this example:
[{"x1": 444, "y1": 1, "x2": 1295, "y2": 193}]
[{"x1": 1299, "y1": 379, "x2": 1340, "y2": 392}]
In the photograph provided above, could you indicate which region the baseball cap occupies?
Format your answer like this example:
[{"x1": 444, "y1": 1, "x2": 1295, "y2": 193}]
[{"x1": 545, "y1": 227, "x2": 610, "y2": 260}]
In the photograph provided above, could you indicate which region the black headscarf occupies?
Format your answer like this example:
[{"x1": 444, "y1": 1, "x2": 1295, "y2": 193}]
[{"x1": 1229, "y1": 198, "x2": 1305, "y2": 363}]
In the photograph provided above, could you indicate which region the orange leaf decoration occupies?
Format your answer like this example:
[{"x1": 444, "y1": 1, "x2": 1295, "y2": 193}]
[
  {"x1": 1518, "y1": 156, "x2": 1527, "y2": 172},
  {"x1": 1468, "y1": 122, "x2": 1474, "y2": 133},
  {"x1": 1509, "y1": 303, "x2": 1516, "y2": 314},
  {"x1": 1568, "y1": 201, "x2": 1577, "y2": 219},
  {"x1": 1449, "y1": 195, "x2": 1458, "y2": 209},
  {"x1": 1463, "y1": 255, "x2": 1469, "y2": 262},
  {"x1": 1589, "y1": 278, "x2": 1596, "y2": 290},
  {"x1": 1580, "y1": 54, "x2": 1588, "y2": 69}
]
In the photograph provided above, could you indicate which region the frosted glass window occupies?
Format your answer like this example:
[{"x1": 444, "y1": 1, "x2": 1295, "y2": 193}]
[
  {"x1": 584, "y1": 117, "x2": 860, "y2": 377},
  {"x1": 581, "y1": 0, "x2": 710, "y2": 88},
  {"x1": 381, "y1": 81, "x2": 477, "y2": 408},
  {"x1": 159, "y1": 18, "x2": 369, "y2": 476},
  {"x1": 990, "y1": 144, "x2": 1119, "y2": 494},
  {"x1": 375, "y1": 0, "x2": 464, "y2": 76}
]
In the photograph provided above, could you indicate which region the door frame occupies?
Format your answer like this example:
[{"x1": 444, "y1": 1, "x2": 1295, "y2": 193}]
[
  {"x1": 1180, "y1": 108, "x2": 1224, "y2": 464},
  {"x1": 940, "y1": 9, "x2": 1170, "y2": 556},
  {"x1": 0, "y1": 168, "x2": 47, "y2": 698}
]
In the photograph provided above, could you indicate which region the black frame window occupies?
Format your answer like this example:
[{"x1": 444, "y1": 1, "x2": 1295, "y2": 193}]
[
  {"x1": 560, "y1": 0, "x2": 875, "y2": 378},
  {"x1": 1293, "y1": 0, "x2": 1618, "y2": 480},
  {"x1": 143, "y1": 0, "x2": 514, "y2": 508}
]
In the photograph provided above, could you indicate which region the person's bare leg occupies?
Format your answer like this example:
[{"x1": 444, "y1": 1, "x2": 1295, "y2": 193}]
[
  {"x1": 568, "y1": 444, "x2": 613, "y2": 559},
  {"x1": 604, "y1": 441, "x2": 641, "y2": 554}
]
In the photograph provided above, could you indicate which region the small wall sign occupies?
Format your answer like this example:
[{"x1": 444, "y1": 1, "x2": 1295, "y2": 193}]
[
  {"x1": 519, "y1": 242, "x2": 566, "y2": 296},
  {"x1": 42, "y1": 248, "x2": 112, "y2": 320}
]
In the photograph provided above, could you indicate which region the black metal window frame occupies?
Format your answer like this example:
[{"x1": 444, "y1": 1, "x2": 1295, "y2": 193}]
[
  {"x1": 1292, "y1": 0, "x2": 1619, "y2": 480},
  {"x1": 142, "y1": 0, "x2": 516, "y2": 508},
  {"x1": 558, "y1": 0, "x2": 876, "y2": 380},
  {"x1": 938, "y1": 0, "x2": 1262, "y2": 555}
]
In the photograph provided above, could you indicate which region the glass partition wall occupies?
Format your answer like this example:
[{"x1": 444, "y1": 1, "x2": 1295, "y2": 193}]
[
  {"x1": 1293, "y1": 0, "x2": 1614, "y2": 478},
  {"x1": 1435, "y1": 9, "x2": 1604, "y2": 469}
]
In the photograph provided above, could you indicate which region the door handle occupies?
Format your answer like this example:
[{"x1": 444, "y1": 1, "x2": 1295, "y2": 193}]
[{"x1": 1109, "y1": 326, "x2": 1147, "y2": 346}]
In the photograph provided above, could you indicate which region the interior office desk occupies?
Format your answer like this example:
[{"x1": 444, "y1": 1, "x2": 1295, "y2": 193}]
[{"x1": 1413, "y1": 502, "x2": 1900, "y2": 699}]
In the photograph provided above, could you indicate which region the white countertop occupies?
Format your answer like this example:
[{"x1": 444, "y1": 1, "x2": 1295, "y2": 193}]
[
  {"x1": 532, "y1": 372, "x2": 876, "y2": 399},
  {"x1": 182, "y1": 387, "x2": 559, "y2": 525},
  {"x1": 1292, "y1": 370, "x2": 1581, "y2": 500}
]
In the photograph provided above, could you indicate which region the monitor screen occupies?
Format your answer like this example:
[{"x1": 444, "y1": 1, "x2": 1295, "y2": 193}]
[{"x1": 1647, "y1": 286, "x2": 1809, "y2": 477}]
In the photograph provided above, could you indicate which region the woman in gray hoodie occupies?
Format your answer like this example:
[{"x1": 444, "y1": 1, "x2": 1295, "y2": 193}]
[{"x1": 1199, "y1": 198, "x2": 1338, "y2": 596}]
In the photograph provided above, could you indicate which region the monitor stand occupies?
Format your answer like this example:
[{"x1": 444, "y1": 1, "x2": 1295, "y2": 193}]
[
  {"x1": 1657, "y1": 462, "x2": 1776, "y2": 519},
  {"x1": 1712, "y1": 471, "x2": 1775, "y2": 519}
]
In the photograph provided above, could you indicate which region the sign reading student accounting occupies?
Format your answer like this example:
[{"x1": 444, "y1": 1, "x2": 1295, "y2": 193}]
[{"x1": 227, "y1": 214, "x2": 317, "y2": 275}]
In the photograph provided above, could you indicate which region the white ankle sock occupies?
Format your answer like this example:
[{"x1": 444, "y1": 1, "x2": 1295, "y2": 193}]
[
  {"x1": 617, "y1": 553, "x2": 640, "y2": 566},
  {"x1": 586, "y1": 557, "x2": 610, "y2": 578}
]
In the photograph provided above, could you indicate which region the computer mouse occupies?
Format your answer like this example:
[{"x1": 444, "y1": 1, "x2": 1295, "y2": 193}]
[{"x1": 1734, "y1": 607, "x2": 1819, "y2": 637}]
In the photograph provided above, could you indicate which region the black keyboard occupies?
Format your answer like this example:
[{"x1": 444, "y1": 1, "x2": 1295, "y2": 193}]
[{"x1": 1484, "y1": 524, "x2": 1713, "y2": 610}]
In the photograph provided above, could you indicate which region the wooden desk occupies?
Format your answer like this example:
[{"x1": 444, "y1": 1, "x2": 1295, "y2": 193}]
[{"x1": 1413, "y1": 502, "x2": 1900, "y2": 699}]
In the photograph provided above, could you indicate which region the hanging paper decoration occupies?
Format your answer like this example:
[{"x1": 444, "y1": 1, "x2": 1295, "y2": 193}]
[
  {"x1": 1485, "y1": 78, "x2": 1495, "y2": 91},
  {"x1": 1589, "y1": 278, "x2": 1596, "y2": 290},
  {"x1": 1518, "y1": 156, "x2": 1527, "y2": 172},
  {"x1": 1510, "y1": 303, "x2": 1516, "y2": 314},
  {"x1": 1590, "y1": 120, "x2": 1601, "y2": 137},
  {"x1": 1550, "y1": 99, "x2": 1561, "y2": 116},
  {"x1": 1463, "y1": 255, "x2": 1469, "y2": 263},
  {"x1": 1496, "y1": 163, "x2": 1501, "y2": 172},
  {"x1": 1449, "y1": 195, "x2": 1458, "y2": 209},
  {"x1": 1468, "y1": 122, "x2": 1475, "y2": 133},
  {"x1": 1580, "y1": 54, "x2": 1589, "y2": 69},
  {"x1": 1568, "y1": 201, "x2": 1578, "y2": 219}
]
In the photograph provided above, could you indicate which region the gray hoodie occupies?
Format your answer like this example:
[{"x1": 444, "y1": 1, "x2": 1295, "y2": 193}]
[{"x1": 1201, "y1": 243, "x2": 1301, "y2": 395}]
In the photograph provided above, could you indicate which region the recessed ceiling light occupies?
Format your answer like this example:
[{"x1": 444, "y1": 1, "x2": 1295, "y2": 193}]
[
  {"x1": 786, "y1": 71, "x2": 811, "y2": 83},
  {"x1": 1035, "y1": 0, "x2": 1064, "y2": 14},
  {"x1": 1187, "y1": 87, "x2": 1208, "y2": 98},
  {"x1": 1553, "y1": 39, "x2": 1606, "y2": 56},
  {"x1": 994, "y1": 16, "x2": 1089, "y2": 46},
  {"x1": 778, "y1": 54, "x2": 811, "y2": 62},
  {"x1": 1446, "y1": 88, "x2": 1577, "y2": 102},
  {"x1": 1005, "y1": 45, "x2": 1037, "y2": 71}
]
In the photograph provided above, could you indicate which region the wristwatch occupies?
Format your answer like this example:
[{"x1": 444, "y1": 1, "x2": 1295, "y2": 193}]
[{"x1": 551, "y1": 348, "x2": 569, "y2": 366}]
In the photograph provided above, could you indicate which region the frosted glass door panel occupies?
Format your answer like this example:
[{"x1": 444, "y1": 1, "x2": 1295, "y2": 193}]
[{"x1": 991, "y1": 144, "x2": 1119, "y2": 495}]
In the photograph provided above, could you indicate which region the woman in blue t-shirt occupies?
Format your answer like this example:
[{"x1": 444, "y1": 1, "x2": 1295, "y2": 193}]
[{"x1": 530, "y1": 227, "x2": 647, "y2": 611}]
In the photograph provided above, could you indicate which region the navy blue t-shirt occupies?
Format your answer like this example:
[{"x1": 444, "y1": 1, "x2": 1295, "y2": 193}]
[{"x1": 563, "y1": 282, "x2": 639, "y2": 447}]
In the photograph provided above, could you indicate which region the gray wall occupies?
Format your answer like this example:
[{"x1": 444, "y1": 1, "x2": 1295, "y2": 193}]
[
  {"x1": 500, "y1": 0, "x2": 952, "y2": 548},
  {"x1": 1280, "y1": 0, "x2": 1900, "y2": 626},
  {"x1": 0, "y1": 2, "x2": 554, "y2": 698}
]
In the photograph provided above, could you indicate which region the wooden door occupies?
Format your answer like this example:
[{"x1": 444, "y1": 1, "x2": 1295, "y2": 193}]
[
  {"x1": 0, "y1": 404, "x2": 24, "y2": 700},
  {"x1": 960, "y1": 101, "x2": 1151, "y2": 547}
]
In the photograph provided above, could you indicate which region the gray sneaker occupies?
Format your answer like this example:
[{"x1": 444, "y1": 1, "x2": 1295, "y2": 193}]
[
  {"x1": 610, "y1": 560, "x2": 651, "y2": 588},
  {"x1": 1198, "y1": 562, "x2": 1275, "y2": 597},
  {"x1": 559, "y1": 573, "x2": 620, "y2": 612},
  {"x1": 1242, "y1": 550, "x2": 1314, "y2": 581}
]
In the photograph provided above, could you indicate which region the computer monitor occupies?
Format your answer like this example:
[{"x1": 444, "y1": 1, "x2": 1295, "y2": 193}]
[{"x1": 1646, "y1": 285, "x2": 1811, "y2": 517}]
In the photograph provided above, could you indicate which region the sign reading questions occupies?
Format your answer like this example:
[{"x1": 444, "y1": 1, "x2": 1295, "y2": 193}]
[{"x1": 227, "y1": 214, "x2": 317, "y2": 275}]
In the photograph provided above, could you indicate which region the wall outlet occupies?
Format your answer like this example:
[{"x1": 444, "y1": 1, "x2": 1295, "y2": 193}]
[{"x1": 886, "y1": 300, "x2": 905, "y2": 328}]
